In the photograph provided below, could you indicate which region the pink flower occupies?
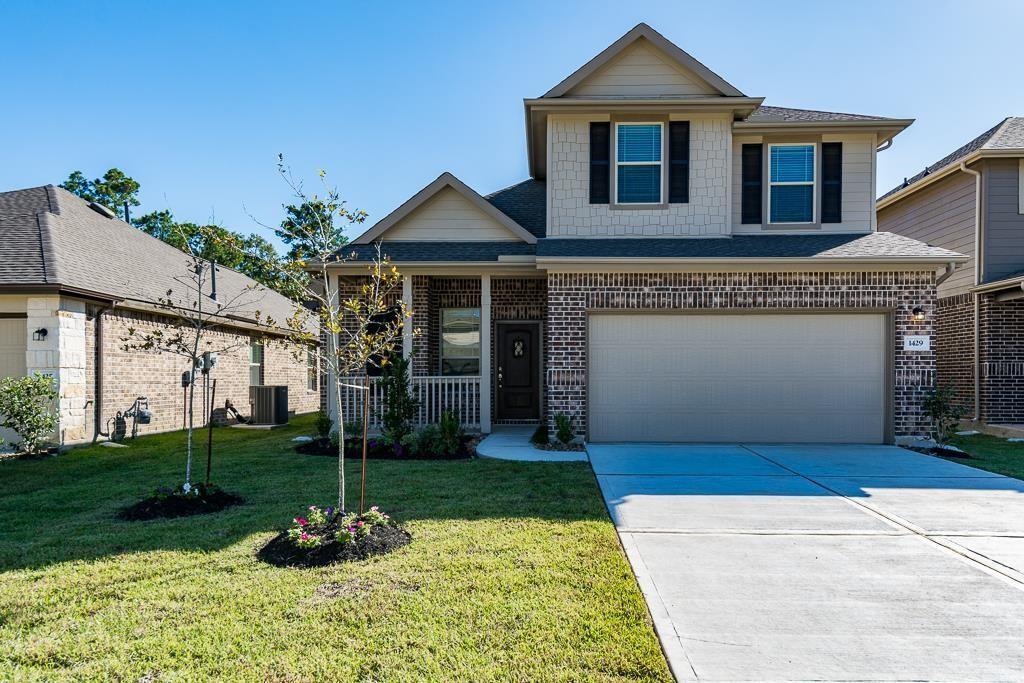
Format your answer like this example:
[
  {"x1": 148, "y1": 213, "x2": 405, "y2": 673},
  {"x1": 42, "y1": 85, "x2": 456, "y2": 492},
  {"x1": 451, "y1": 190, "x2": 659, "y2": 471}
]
[
  {"x1": 308, "y1": 505, "x2": 317, "y2": 511},
  {"x1": 356, "y1": 521, "x2": 364, "y2": 527},
  {"x1": 300, "y1": 532, "x2": 310, "y2": 540},
  {"x1": 294, "y1": 517, "x2": 308, "y2": 526}
]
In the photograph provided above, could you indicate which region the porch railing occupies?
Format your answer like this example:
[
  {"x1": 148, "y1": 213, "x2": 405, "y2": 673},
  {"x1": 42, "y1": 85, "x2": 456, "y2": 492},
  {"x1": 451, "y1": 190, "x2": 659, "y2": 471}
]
[{"x1": 335, "y1": 375, "x2": 481, "y2": 433}]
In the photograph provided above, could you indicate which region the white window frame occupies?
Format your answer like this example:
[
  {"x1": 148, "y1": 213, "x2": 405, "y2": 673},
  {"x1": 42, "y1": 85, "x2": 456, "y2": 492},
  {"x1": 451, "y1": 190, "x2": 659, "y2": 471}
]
[
  {"x1": 249, "y1": 342, "x2": 263, "y2": 387},
  {"x1": 613, "y1": 121, "x2": 664, "y2": 205},
  {"x1": 306, "y1": 347, "x2": 318, "y2": 392},
  {"x1": 440, "y1": 307, "x2": 481, "y2": 377},
  {"x1": 767, "y1": 143, "x2": 817, "y2": 225},
  {"x1": 1018, "y1": 158, "x2": 1023, "y2": 215}
]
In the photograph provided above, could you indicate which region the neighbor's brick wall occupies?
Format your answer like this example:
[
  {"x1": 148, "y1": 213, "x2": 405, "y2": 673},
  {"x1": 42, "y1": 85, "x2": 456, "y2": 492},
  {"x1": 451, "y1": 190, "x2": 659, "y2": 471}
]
[
  {"x1": 935, "y1": 293, "x2": 974, "y2": 413},
  {"x1": 84, "y1": 306, "x2": 315, "y2": 440},
  {"x1": 545, "y1": 271, "x2": 938, "y2": 439},
  {"x1": 979, "y1": 295, "x2": 1024, "y2": 423},
  {"x1": 547, "y1": 115, "x2": 731, "y2": 236}
]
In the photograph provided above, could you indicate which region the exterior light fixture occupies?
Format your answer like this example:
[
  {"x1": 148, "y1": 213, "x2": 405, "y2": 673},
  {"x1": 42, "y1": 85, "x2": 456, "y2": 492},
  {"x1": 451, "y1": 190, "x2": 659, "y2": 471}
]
[
  {"x1": 32, "y1": 328, "x2": 48, "y2": 341},
  {"x1": 911, "y1": 307, "x2": 926, "y2": 322}
]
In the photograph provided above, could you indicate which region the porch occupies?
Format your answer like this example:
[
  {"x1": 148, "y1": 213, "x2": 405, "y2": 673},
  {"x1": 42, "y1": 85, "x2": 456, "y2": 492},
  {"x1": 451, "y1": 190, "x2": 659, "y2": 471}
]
[{"x1": 329, "y1": 273, "x2": 547, "y2": 434}]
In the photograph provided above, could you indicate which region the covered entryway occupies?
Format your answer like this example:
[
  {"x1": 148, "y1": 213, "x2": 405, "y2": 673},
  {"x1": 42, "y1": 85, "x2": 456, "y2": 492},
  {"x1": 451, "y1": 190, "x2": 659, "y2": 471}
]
[{"x1": 588, "y1": 313, "x2": 887, "y2": 443}]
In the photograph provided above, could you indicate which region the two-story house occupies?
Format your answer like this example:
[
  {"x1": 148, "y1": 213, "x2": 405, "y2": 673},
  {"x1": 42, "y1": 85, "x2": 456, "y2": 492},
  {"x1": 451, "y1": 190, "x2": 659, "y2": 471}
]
[
  {"x1": 878, "y1": 117, "x2": 1024, "y2": 426},
  {"x1": 329, "y1": 23, "x2": 965, "y2": 444}
]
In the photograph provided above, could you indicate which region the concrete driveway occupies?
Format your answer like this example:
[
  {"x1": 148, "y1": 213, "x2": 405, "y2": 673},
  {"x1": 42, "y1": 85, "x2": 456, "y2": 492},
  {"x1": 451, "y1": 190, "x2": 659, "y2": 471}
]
[{"x1": 591, "y1": 443, "x2": 1024, "y2": 682}]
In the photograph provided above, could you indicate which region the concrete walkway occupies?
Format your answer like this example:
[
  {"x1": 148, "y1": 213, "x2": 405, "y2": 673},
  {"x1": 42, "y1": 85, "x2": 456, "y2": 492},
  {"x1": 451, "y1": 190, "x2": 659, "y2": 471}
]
[
  {"x1": 591, "y1": 443, "x2": 1024, "y2": 682},
  {"x1": 476, "y1": 426, "x2": 588, "y2": 462}
]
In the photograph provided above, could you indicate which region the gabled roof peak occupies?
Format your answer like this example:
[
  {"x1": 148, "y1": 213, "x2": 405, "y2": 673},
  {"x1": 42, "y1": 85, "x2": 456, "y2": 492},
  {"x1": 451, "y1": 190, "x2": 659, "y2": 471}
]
[{"x1": 542, "y1": 23, "x2": 744, "y2": 99}]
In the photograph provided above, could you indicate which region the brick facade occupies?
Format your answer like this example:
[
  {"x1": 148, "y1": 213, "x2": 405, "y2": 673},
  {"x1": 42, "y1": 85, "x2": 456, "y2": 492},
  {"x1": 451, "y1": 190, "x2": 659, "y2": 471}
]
[
  {"x1": 545, "y1": 271, "x2": 938, "y2": 440},
  {"x1": 84, "y1": 305, "x2": 317, "y2": 440},
  {"x1": 934, "y1": 293, "x2": 1024, "y2": 424}
]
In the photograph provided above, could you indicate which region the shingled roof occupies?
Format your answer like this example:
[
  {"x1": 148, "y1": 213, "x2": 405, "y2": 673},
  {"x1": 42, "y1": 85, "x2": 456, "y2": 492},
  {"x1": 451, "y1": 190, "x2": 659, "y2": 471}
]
[
  {"x1": 484, "y1": 179, "x2": 546, "y2": 239},
  {"x1": 744, "y1": 106, "x2": 896, "y2": 123},
  {"x1": 0, "y1": 185, "x2": 301, "y2": 329},
  {"x1": 879, "y1": 117, "x2": 1024, "y2": 200}
]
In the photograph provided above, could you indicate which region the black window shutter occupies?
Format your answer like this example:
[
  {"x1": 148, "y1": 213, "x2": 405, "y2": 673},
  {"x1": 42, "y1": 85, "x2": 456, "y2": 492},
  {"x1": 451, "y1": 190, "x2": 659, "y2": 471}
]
[
  {"x1": 589, "y1": 122, "x2": 610, "y2": 204},
  {"x1": 741, "y1": 144, "x2": 763, "y2": 224},
  {"x1": 668, "y1": 121, "x2": 690, "y2": 203},
  {"x1": 821, "y1": 142, "x2": 842, "y2": 223}
]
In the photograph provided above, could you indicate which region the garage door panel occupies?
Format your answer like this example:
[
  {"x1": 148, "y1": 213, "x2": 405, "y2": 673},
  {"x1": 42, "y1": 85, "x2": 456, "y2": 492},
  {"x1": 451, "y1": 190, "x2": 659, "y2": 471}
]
[{"x1": 588, "y1": 314, "x2": 886, "y2": 443}]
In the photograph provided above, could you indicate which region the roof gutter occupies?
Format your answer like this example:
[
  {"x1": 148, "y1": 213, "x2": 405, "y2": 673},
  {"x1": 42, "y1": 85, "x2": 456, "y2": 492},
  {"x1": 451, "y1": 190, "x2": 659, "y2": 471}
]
[{"x1": 534, "y1": 255, "x2": 968, "y2": 266}]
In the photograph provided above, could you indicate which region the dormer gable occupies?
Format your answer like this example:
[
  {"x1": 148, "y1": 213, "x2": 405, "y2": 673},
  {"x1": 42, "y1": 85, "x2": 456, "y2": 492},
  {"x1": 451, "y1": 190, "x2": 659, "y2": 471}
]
[
  {"x1": 353, "y1": 173, "x2": 537, "y2": 245},
  {"x1": 542, "y1": 23, "x2": 744, "y2": 99}
]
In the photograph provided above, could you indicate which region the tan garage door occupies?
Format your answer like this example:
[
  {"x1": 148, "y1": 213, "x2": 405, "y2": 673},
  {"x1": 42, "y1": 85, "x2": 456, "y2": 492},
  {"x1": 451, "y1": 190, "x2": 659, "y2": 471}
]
[
  {"x1": 588, "y1": 313, "x2": 887, "y2": 443},
  {"x1": 0, "y1": 318, "x2": 26, "y2": 379}
]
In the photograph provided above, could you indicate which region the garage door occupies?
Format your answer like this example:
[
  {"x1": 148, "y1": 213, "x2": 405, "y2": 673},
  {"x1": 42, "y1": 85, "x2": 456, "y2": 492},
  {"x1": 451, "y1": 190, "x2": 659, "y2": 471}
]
[
  {"x1": 0, "y1": 319, "x2": 26, "y2": 379},
  {"x1": 588, "y1": 313, "x2": 886, "y2": 443}
]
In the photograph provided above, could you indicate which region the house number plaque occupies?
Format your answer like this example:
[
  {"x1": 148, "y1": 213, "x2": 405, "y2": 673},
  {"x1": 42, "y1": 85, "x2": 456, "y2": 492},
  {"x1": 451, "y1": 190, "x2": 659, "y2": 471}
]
[{"x1": 903, "y1": 335, "x2": 930, "y2": 351}]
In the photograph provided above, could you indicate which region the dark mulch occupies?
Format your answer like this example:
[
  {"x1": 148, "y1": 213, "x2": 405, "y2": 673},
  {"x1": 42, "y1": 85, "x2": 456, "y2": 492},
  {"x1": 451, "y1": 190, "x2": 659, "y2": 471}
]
[
  {"x1": 295, "y1": 435, "x2": 478, "y2": 460},
  {"x1": 534, "y1": 442, "x2": 587, "y2": 452},
  {"x1": 258, "y1": 524, "x2": 412, "y2": 568},
  {"x1": 905, "y1": 445, "x2": 973, "y2": 459},
  {"x1": 0, "y1": 446, "x2": 60, "y2": 462},
  {"x1": 118, "y1": 488, "x2": 244, "y2": 521}
]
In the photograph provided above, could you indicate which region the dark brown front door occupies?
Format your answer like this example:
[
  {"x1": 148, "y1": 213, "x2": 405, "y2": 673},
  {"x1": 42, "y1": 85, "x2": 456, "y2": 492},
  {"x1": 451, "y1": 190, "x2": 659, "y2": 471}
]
[{"x1": 496, "y1": 322, "x2": 540, "y2": 420}]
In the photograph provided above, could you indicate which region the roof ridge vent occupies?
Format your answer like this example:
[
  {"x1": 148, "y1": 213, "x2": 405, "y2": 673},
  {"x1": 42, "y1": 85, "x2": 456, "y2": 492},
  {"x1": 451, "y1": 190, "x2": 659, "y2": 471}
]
[{"x1": 88, "y1": 201, "x2": 116, "y2": 219}]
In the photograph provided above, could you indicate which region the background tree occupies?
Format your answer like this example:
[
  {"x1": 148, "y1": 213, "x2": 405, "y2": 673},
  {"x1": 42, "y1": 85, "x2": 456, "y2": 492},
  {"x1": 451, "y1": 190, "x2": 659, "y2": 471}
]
[
  {"x1": 267, "y1": 157, "x2": 410, "y2": 512},
  {"x1": 276, "y1": 199, "x2": 357, "y2": 261},
  {"x1": 60, "y1": 168, "x2": 141, "y2": 221},
  {"x1": 121, "y1": 225, "x2": 272, "y2": 492}
]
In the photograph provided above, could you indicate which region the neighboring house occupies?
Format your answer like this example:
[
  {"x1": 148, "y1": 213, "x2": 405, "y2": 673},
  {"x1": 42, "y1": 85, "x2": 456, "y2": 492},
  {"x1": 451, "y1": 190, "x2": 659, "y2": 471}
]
[
  {"x1": 327, "y1": 23, "x2": 966, "y2": 444},
  {"x1": 878, "y1": 117, "x2": 1024, "y2": 425},
  {"x1": 0, "y1": 184, "x2": 318, "y2": 447}
]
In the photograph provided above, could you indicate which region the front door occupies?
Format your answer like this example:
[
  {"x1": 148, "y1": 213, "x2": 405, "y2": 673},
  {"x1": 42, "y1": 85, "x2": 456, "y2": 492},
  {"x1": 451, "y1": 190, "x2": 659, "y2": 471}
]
[{"x1": 496, "y1": 322, "x2": 540, "y2": 420}]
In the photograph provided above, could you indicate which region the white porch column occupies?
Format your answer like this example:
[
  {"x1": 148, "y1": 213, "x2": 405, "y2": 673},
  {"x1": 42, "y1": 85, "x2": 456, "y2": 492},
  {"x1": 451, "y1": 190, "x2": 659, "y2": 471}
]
[
  {"x1": 402, "y1": 274, "x2": 413, "y2": 359},
  {"x1": 480, "y1": 275, "x2": 492, "y2": 434}
]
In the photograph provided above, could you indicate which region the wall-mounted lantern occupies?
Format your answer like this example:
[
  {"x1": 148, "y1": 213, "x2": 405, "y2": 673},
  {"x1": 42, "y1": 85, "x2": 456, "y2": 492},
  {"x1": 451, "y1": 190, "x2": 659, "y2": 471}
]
[
  {"x1": 911, "y1": 307, "x2": 926, "y2": 322},
  {"x1": 32, "y1": 328, "x2": 48, "y2": 341}
]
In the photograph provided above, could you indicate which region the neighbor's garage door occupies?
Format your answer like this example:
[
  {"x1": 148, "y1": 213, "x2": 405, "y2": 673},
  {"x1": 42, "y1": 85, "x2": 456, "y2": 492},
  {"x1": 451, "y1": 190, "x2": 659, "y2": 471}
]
[
  {"x1": 0, "y1": 318, "x2": 26, "y2": 379},
  {"x1": 588, "y1": 313, "x2": 886, "y2": 443}
]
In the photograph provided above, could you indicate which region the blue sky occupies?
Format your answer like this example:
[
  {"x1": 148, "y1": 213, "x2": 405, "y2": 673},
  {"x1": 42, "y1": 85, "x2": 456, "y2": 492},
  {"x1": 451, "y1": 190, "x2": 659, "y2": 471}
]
[{"x1": 3, "y1": 1, "x2": 1022, "y2": 248}]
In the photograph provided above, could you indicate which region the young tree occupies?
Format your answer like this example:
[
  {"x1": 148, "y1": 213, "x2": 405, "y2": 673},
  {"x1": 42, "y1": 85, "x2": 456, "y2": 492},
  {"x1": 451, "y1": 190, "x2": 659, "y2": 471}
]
[
  {"x1": 121, "y1": 225, "x2": 272, "y2": 492},
  {"x1": 60, "y1": 168, "x2": 141, "y2": 221},
  {"x1": 265, "y1": 157, "x2": 410, "y2": 513}
]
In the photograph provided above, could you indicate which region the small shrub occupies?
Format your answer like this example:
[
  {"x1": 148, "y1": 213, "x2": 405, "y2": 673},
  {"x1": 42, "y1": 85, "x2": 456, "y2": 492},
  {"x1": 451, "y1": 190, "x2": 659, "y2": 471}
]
[
  {"x1": 530, "y1": 423, "x2": 550, "y2": 446},
  {"x1": 343, "y1": 420, "x2": 363, "y2": 438},
  {"x1": 437, "y1": 410, "x2": 463, "y2": 456},
  {"x1": 315, "y1": 410, "x2": 333, "y2": 439},
  {"x1": 0, "y1": 373, "x2": 59, "y2": 454},
  {"x1": 419, "y1": 424, "x2": 442, "y2": 455},
  {"x1": 379, "y1": 356, "x2": 417, "y2": 446},
  {"x1": 923, "y1": 383, "x2": 968, "y2": 447},
  {"x1": 554, "y1": 413, "x2": 575, "y2": 445}
]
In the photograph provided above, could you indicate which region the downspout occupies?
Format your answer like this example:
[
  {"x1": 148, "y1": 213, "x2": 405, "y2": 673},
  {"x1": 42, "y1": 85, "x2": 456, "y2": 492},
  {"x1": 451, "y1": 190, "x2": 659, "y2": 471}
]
[
  {"x1": 92, "y1": 304, "x2": 114, "y2": 441},
  {"x1": 959, "y1": 162, "x2": 982, "y2": 421}
]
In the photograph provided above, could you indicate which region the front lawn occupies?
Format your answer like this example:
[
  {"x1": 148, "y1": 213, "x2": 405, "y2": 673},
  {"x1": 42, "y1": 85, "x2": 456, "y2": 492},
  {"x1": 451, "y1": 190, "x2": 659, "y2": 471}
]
[
  {"x1": 0, "y1": 415, "x2": 669, "y2": 681},
  {"x1": 948, "y1": 432, "x2": 1024, "y2": 480}
]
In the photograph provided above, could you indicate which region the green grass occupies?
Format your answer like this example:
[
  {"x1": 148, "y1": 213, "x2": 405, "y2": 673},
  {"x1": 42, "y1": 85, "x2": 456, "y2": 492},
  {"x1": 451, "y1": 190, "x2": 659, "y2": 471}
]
[
  {"x1": 0, "y1": 415, "x2": 670, "y2": 682},
  {"x1": 948, "y1": 432, "x2": 1024, "y2": 480}
]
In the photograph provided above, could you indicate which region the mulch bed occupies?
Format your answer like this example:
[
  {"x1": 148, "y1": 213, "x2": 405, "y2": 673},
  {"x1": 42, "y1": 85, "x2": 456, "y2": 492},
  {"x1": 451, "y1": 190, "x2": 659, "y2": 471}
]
[
  {"x1": 905, "y1": 445, "x2": 973, "y2": 459},
  {"x1": 118, "y1": 487, "x2": 244, "y2": 521},
  {"x1": 0, "y1": 447, "x2": 60, "y2": 462},
  {"x1": 534, "y1": 442, "x2": 586, "y2": 452},
  {"x1": 258, "y1": 524, "x2": 412, "y2": 568},
  {"x1": 296, "y1": 436, "x2": 479, "y2": 460}
]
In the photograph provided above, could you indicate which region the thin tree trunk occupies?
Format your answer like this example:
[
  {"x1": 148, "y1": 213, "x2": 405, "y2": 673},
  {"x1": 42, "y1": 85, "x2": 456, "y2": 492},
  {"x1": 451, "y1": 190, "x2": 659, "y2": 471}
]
[
  {"x1": 185, "y1": 376, "x2": 195, "y2": 489},
  {"x1": 360, "y1": 373, "x2": 369, "y2": 513},
  {"x1": 334, "y1": 377, "x2": 345, "y2": 511},
  {"x1": 205, "y1": 378, "x2": 217, "y2": 486}
]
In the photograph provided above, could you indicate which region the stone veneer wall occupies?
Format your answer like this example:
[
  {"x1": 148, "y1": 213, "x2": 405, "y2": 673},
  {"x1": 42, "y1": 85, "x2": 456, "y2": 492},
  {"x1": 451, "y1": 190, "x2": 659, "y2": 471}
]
[
  {"x1": 545, "y1": 271, "x2": 938, "y2": 439},
  {"x1": 25, "y1": 296, "x2": 88, "y2": 444},
  {"x1": 83, "y1": 306, "x2": 317, "y2": 440},
  {"x1": 547, "y1": 115, "x2": 731, "y2": 236},
  {"x1": 979, "y1": 295, "x2": 1024, "y2": 423}
]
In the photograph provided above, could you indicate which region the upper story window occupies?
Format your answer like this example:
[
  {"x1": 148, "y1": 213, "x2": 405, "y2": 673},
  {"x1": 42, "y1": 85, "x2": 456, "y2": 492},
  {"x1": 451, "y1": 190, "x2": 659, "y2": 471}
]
[
  {"x1": 768, "y1": 144, "x2": 815, "y2": 224},
  {"x1": 615, "y1": 123, "x2": 663, "y2": 204}
]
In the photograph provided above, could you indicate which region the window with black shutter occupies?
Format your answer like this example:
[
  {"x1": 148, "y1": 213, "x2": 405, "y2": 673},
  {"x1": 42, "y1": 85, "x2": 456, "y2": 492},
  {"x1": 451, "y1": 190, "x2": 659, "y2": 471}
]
[
  {"x1": 589, "y1": 122, "x2": 610, "y2": 204},
  {"x1": 741, "y1": 143, "x2": 763, "y2": 224},
  {"x1": 821, "y1": 142, "x2": 842, "y2": 223},
  {"x1": 668, "y1": 121, "x2": 690, "y2": 203}
]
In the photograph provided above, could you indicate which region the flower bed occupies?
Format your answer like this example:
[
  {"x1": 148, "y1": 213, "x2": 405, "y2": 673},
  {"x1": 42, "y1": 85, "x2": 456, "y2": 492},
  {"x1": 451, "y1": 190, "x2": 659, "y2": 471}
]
[
  {"x1": 295, "y1": 435, "x2": 478, "y2": 460},
  {"x1": 118, "y1": 483, "x2": 243, "y2": 521},
  {"x1": 258, "y1": 505, "x2": 411, "y2": 567}
]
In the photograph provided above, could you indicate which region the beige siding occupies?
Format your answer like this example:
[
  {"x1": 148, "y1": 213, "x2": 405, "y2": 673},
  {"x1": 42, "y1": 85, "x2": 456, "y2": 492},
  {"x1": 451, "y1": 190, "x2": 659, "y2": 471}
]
[
  {"x1": 383, "y1": 186, "x2": 521, "y2": 241},
  {"x1": 877, "y1": 171, "x2": 976, "y2": 297},
  {"x1": 547, "y1": 114, "x2": 731, "y2": 237},
  {"x1": 567, "y1": 39, "x2": 718, "y2": 97},
  {"x1": 0, "y1": 296, "x2": 27, "y2": 314},
  {"x1": 732, "y1": 133, "x2": 875, "y2": 233}
]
